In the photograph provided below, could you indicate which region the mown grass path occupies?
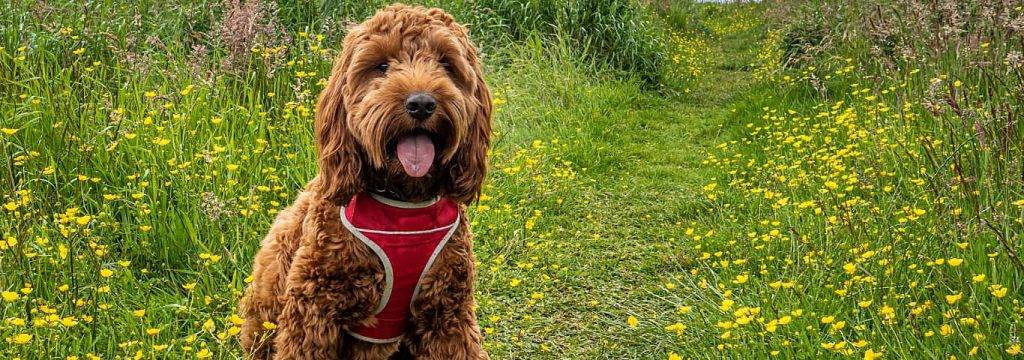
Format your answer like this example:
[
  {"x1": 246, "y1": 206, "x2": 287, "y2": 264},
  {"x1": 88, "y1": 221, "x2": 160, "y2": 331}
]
[
  {"x1": 475, "y1": 29, "x2": 761, "y2": 358},
  {"x1": 574, "y1": 59, "x2": 756, "y2": 359}
]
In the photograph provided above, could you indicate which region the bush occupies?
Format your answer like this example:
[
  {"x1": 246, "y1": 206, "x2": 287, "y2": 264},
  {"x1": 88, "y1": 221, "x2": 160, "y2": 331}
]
[{"x1": 464, "y1": 0, "x2": 667, "y2": 85}]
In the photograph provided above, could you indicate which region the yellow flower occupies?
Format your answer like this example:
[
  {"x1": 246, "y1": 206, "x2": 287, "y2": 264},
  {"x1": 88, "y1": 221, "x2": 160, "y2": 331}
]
[
  {"x1": 9, "y1": 333, "x2": 32, "y2": 344},
  {"x1": 196, "y1": 348, "x2": 212, "y2": 358},
  {"x1": 99, "y1": 268, "x2": 114, "y2": 278},
  {"x1": 627, "y1": 316, "x2": 639, "y2": 329},
  {"x1": 202, "y1": 318, "x2": 215, "y2": 332},
  {"x1": 668, "y1": 352, "x2": 682, "y2": 360},
  {"x1": 665, "y1": 322, "x2": 686, "y2": 335},
  {"x1": 876, "y1": 304, "x2": 892, "y2": 319},
  {"x1": 133, "y1": 309, "x2": 146, "y2": 317},
  {"x1": 945, "y1": 293, "x2": 963, "y2": 305},
  {"x1": 990, "y1": 285, "x2": 1008, "y2": 298},
  {"x1": 864, "y1": 348, "x2": 883, "y2": 360},
  {"x1": 947, "y1": 258, "x2": 963, "y2": 267},
  {"x1": 229, "y1": 314, "x2": 245, "y2": 325},
  {"x1": 2, "y1": 291, "x2": 18, "y2": 302},
  {"x1": 720, "y1": 299, "x2": 734, "y2": 311},
  {"x1": 1008, "y1": 344, "x2": 1022, "y2": 356},
  {"x1": 733, "y1": 274, "x2": 749, "y2": 284},
  {"x1": 72, "y1": 48, "x2": 85, "y2": 56},
  {"x1": 262, "y1": 321, "x2": 277, "y2": 330},
  {"x1": 1, "y1": 128, "x2": 18, "y2": 135}
]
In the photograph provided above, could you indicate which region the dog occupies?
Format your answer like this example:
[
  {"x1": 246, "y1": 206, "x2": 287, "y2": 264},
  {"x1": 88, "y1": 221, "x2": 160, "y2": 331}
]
[{"x1": 239, "y1": 4, "x2": 491, "y2": 359}]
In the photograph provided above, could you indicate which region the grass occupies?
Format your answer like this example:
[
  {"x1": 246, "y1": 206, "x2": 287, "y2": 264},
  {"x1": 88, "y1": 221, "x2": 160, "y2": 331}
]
[{"x1": 3, "y1": 1, "x2": 1024, "y2": 359}]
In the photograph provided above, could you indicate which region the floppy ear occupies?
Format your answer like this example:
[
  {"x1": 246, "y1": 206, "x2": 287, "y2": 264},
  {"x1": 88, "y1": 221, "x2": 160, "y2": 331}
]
[
  {"x1": 314, "y1": 32, "x2": 363, "y2": 204},
  {"x1": 448, "y1": 32, "x2": 492, "y2": 204}
]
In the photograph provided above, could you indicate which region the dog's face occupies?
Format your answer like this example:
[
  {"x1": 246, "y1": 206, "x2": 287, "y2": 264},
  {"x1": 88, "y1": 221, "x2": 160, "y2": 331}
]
[{"x1": 315, "y1": 5, "x2": 491, "y2": 204}]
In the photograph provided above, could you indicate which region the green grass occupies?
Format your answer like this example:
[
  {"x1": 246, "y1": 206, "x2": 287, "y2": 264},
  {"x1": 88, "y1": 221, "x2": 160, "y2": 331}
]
[{"x1": 3, "y1": 1, "x2": 1024, "y2": 359}]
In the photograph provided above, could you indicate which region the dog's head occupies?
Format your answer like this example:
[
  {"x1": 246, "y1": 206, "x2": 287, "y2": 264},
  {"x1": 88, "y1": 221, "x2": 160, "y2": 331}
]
[{"x1": 314, "y1": 4, "x2": 491, "y2": 204}]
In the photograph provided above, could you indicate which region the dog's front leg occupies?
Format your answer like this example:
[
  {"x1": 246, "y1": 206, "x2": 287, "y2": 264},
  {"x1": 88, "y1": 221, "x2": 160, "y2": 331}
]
[
  {"x1": 272, "y1": 236, "x2": 380, "y2": 360},
  {"x1": 407, "y1": 229, "x2": 488, "y2": 360}
]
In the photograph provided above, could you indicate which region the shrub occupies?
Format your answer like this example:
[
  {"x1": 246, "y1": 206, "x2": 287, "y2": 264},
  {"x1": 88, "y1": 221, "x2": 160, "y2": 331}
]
[{"x1": 480, "y1": 0, "x2": 665, "y2": 85}]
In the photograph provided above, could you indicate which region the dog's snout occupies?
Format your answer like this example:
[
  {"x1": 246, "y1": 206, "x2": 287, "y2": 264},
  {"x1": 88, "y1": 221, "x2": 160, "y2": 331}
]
[{"x1": 405, "y1": 92, "x2": 436, "y2": 120}]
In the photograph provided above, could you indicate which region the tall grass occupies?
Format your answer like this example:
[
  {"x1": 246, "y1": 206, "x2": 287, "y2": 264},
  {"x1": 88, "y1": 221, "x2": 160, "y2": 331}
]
[
  {"x1": 771, "y1": 0, "x2": 1024, "y2": 275},
  {"x1": 665, "y1": 0, "x2": 1024, "y2": 357}
]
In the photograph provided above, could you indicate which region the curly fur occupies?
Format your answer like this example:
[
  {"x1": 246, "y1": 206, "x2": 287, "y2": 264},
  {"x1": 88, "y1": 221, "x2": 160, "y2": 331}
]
[{"x1": 239, "y1": 4, "x2": 491, "y2": 359}]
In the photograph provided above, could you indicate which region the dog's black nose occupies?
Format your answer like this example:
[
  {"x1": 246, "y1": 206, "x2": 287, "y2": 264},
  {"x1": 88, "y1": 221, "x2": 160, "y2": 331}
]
[{"x1": 405, "y1": 92, "x2": 436, "y2": 120}]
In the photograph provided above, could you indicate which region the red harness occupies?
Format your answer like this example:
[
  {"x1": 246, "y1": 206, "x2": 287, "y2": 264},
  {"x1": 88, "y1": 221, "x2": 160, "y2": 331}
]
[{"x1": 340, "y1": 193, "x2": 460, "y2": 343}]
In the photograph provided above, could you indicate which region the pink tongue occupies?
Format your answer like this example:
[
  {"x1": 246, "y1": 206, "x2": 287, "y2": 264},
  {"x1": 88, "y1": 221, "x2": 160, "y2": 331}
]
[{"x1": 396, "y1": 134, "x2": 435, "y2": 177}]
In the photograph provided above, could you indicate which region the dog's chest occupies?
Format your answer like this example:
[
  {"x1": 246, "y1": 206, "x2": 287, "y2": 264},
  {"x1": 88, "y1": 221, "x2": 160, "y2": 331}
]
[{"x1": 339, "y1": 193, "x2": 460, "y2": 343}]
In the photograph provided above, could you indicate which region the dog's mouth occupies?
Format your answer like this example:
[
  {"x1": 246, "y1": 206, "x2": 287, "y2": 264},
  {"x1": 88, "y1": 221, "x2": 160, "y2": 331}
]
[{"x1": 390, "y1": 129, "x2": 445, "y2": 178}]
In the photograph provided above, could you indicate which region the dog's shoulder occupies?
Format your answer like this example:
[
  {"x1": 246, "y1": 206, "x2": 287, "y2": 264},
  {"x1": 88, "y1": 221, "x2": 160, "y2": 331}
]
[{"x1": 299, "y1": 192, "x2": 341, "y2": 226}]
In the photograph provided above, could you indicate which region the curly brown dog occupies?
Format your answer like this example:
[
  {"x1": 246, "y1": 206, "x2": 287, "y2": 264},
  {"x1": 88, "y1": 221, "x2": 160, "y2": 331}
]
[{"x1": 239, "y1": 4, "x2": 491, "y2": 359}]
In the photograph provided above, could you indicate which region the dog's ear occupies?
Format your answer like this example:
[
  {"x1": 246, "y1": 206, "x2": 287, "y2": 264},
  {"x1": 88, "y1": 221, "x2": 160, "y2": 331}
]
[
  {"x1": 315, "y1": 30, "x2": 364, "y2": 204},
  {"x1": 448, "y1": 29, "x2": 492, "y2": 204}
]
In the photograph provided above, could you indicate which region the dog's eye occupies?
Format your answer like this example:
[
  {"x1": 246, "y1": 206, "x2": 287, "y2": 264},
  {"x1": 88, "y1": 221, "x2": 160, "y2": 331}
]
[
  {"x1": 439, "y1": 59, "x2": 452, "y2": 72},
  {"x1": 375, "y1": 62, "x2": 389, "y2": 73}
]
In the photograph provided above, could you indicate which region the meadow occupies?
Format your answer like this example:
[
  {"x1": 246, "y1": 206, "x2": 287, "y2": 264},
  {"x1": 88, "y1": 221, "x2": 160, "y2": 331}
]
[{"x1": 2, "y1": 0, "x2": 1023, "y2": 359}]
